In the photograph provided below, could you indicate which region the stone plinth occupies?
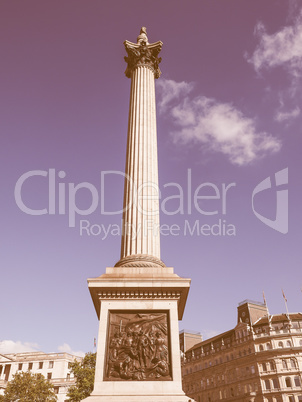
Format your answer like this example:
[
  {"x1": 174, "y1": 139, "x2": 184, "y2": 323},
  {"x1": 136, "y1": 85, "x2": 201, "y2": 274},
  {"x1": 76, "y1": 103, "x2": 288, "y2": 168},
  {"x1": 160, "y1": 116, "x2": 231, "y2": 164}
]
[{"x1": 82, "y1": 267, "x2": 192, "y2": 402}]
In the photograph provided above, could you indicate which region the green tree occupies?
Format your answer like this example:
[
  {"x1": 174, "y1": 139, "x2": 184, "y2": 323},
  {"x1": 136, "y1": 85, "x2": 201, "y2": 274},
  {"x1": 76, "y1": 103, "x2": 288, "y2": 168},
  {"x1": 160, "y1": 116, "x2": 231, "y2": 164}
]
[
  {"x1": 67, "y1": 352, "x2": 96, "y2": 401},
  {"x1": 3, "y1": 371, "x2": 57, "y2": 402}
]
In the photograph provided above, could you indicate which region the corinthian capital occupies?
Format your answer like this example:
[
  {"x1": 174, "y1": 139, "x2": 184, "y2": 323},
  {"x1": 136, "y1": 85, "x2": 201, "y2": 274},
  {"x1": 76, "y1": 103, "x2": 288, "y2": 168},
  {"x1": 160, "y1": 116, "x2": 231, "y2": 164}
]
[{"x1": 124, "y1": 27, "x2": 163, "y2": 79}]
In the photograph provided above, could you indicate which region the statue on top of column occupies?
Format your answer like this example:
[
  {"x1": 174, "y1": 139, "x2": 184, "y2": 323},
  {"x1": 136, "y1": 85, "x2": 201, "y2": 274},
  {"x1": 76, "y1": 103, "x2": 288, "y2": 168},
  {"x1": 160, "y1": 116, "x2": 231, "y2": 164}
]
[
  {"x1": 137, "y1": 27, "x2": 149, "y2": 45},
  {"x1": 124, "y1": 27, "x2": 163, "y2": 79}
]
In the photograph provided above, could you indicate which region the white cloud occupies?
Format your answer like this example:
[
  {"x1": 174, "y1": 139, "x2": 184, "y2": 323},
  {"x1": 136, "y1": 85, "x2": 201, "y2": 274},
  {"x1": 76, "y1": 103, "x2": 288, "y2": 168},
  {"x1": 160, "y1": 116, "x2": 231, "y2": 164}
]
[
  {"x1": 0, "y1": 340, "x2": 39, "y2": 354},
  {"x1": 157, "y1": 79, "x2": 281, "y2": 165},
  {"x1": 247, "y1": 10, "x2": 302, "y2": 77},
  {"x1": 57, "y1": 343, "x2": 85, "y2": 357},
  {"x1": 275, "y1": 106, "x2": 300, "y2": 122},
  {"x1": 246, "y1": 7, "x2": 302, "y2": 123},
  {"x1": 156, "y1": 79, "x2": 194, "y2": 112}
]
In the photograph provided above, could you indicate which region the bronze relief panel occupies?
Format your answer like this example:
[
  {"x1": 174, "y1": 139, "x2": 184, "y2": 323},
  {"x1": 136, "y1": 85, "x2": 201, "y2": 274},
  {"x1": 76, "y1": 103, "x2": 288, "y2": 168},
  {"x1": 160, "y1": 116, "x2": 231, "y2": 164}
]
[{"x1": 104, "y1": 311, "x2": 172, "y2": 381}]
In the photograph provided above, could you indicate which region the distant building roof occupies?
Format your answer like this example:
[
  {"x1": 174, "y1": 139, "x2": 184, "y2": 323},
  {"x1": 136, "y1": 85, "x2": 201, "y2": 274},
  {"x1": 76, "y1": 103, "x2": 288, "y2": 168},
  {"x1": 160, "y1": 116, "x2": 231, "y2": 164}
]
[
  {"x1": 254, "y1": 312, "x2": 302, "y2": 326},
  {"x1": 179, "y1": 329, "x2": 202, "y2": 335},
  {"x1": 238, "y1": 299, "x2": 266, "y2": 307}
]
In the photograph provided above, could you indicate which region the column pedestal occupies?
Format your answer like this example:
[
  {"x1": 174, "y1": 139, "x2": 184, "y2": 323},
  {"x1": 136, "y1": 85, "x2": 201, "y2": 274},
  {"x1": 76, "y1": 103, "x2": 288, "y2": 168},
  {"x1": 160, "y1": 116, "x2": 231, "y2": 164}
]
[{"x1": 82, "y1": 267, "x2": 192, "y2": 402}]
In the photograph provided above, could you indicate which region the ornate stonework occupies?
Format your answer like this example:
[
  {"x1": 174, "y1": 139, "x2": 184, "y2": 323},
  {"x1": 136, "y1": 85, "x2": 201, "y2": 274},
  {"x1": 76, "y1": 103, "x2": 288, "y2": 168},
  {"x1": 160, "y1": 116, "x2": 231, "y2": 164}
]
[
  {"x1": 98, "y1": 291, "x2": 181, "y2": 300},
  {"x1": 104, "y1": 312, "x2": 172, "y2": 381},
  {"x1": 124, "y1": 27, "x2": 162, "y2": 79},
  {"x1": 115, "y1": 254, "x2": 166, "y2": 268}
]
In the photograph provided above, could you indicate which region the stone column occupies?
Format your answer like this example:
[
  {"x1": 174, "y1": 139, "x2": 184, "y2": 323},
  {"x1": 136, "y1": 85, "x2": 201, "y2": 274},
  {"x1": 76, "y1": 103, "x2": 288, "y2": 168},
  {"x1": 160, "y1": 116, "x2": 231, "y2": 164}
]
[
  {"x1": 115, "y1": 27, "x2": 164, "y2": 269},
  {"x1": 84, "y1": 28, "x2": 192, "y2": 402}
]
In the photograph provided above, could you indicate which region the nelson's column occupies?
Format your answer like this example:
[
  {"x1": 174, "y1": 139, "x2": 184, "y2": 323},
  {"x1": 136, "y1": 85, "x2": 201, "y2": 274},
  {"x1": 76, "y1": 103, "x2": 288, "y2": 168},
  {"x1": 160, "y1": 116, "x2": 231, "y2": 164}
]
[{"x1": 83, "y1": 28, "x2": 192, "y2": 402}]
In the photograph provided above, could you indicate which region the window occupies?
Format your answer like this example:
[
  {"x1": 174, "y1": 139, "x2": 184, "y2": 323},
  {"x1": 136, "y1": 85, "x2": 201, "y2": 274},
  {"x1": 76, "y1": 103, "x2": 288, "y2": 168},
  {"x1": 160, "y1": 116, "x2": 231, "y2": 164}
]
[
  {"x1": 272, "y1": 378, "x2": 279, "y2": 389},
  {"x1": 288, "y1": 397, "x2": 294, "y2": 402},
  {"x1": 54, "y1": 387, "x2": 59, "y2": 394},
  {"x1": 290, "y1": 359, "x2": 296, "y2": 369},
  {"x1": 49, "y1": 361, "x2": 54, "y2": 369},
  {"x1": 270, "y1": 361, "x2": 275, "y2": 370},
  {"x1": 28, "y1": 363, "x2": 33, "y2": 370},
  {"x1": 262, "y1": 363, "x2": 267, "y2": 372},
  {"x1": 282, "y1": 360, "x2": 288, "y2": 369},
  {"x1": 266, "y1": 342, "x2": 272, "y2": 349},
  {"x1": 265, "y1": 380, "x2": 271, "y2": 390},
  {"x1": 251, "y1": 365, "x2": 255, "y2": 374},
  {"x1": 259, "y1": 344, "x2": 264, "y2": 351},
  {"x1": 278, "y1": 341, "x2": 283, "y2": 348},
  {"x1": 285, "y1": 377, "x2": 292, "y2": 388},
  {"x1": 39, "y1": 362, "x2": 43, "y2": 369},
  {"x1": 18, "y1": 363, "x2": 22, "y2": 371},
  {"x1": 294, "y1": 376, "x2": 301, "y2": 387},
  {"x1": 66, "y1": 373, "x2": 70, "y2": 380},
  {"x1": 286, "y1": 340, "x2": 292, "y2": 347},
  {"x1": 298, "y1": 396, "x2": 302, "y2": 401},
  {"x1": 300, "y1": 339, "x2": 302, "y2": 346},
  {"x1": 47, "y1": 373, "x2": 52, "y2": 380}
]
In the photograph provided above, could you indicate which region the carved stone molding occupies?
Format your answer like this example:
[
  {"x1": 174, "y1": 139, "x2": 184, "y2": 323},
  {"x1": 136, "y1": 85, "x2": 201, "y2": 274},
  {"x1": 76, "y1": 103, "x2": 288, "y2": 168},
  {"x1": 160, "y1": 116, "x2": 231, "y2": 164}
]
[
  {"x1": 115, "y1": 254, "x2": 166, "y2": 268},
  {"x1": 98, "y1": 291, "x2": 181, "y2": 300},
  {"x1": 124, "y1": 27, "x2": 162, "y2": 79},
  {"x1": 104, "y1": 311, "x2": 172, "y2": 381}
]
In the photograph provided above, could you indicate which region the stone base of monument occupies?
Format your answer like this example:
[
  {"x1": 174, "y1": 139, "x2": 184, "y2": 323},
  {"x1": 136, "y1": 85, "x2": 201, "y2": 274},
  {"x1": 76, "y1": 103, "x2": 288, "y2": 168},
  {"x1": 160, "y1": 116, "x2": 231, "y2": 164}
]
[
  {"x1": 83, "y1": 396, "x2": 193, "y2": 401},
  {"x1": 82, "y1": 267, "x2": 192, "y2": 402}
]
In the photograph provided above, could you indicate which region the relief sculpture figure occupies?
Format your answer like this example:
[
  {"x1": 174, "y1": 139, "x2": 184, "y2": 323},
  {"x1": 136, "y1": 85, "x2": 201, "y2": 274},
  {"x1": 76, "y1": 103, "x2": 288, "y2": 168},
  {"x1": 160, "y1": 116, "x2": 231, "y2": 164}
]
[{"x1": 105, "y1": 312, "x2": 172, "y2": 381}]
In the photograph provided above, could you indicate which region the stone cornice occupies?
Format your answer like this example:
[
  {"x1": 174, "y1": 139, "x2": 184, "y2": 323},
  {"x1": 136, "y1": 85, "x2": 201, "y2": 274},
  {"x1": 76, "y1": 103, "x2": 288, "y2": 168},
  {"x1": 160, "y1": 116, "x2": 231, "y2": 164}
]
[{"x1": 88, "y1": 266, "x2": 191, "y2": 320}]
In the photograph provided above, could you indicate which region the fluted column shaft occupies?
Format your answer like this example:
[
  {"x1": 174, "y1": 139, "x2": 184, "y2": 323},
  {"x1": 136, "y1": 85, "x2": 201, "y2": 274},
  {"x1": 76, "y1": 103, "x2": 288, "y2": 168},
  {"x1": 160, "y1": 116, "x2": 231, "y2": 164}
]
[
  {"x1": 121, "y1": 65, "x2": 160, "y2": 261},
  {"x1": 115, "y1": 31, "x2": 163, "y2": 268}
]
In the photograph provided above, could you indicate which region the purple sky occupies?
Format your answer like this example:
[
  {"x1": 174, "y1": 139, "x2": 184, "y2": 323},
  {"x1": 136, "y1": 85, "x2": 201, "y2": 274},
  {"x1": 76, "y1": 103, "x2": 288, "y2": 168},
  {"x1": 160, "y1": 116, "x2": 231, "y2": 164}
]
[{"x1": 1, "y1": 0, "x2": 301, "y2": 356}]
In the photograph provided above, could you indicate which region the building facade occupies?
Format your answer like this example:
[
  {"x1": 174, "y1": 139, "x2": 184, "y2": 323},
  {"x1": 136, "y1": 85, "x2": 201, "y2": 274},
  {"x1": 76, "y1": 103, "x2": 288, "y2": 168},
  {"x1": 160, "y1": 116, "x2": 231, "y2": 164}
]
[
  {"x1": 181, "y1": 300, "x2": 302, "y2": 402},
  {"x1": 180, "y1": 330, "x2": 203, "y2": 354},
  {"x1": 0, "y1": 351, "x2": 82, "y2": 401}
]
